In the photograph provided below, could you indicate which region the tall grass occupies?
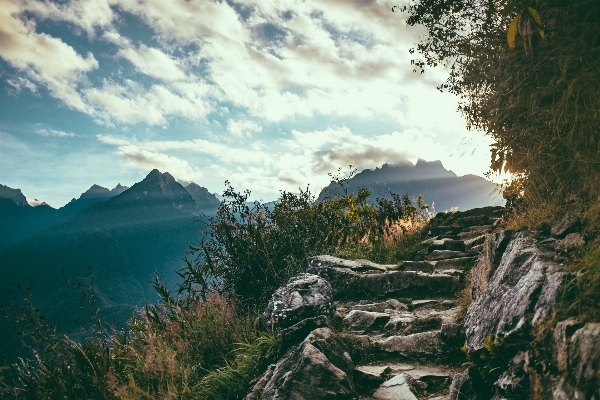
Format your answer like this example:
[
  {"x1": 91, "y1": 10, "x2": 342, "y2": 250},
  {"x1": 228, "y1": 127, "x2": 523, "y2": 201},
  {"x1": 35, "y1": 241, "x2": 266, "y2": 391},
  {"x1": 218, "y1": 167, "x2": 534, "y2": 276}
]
[{"x1": 1, "y1": 175, "x2": 431, "y2": 398}]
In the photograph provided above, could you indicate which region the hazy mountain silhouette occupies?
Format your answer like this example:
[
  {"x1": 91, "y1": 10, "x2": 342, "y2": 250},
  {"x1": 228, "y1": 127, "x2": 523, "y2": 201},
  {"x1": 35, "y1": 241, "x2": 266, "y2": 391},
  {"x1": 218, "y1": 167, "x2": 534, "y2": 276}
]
[
  {"x1": 0, "y1": 171, "x2": 205, "y2": 363},
  {"x1": 319, "y1": 159, "x2": 504, "y2": 212},
  {"x1": 184, "y1": 182, "x2": 220, "y2": 213}
]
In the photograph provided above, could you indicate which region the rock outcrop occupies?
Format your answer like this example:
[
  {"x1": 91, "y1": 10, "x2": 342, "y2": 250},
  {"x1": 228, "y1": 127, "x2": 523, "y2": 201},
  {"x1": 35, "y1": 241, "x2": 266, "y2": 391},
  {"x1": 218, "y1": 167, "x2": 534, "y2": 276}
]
[
  {"x1": 247, "y1": 207, "x2": 598, "y2": 399},
  {"x1": 246, "y1": 328, "x2": 356, "y2": 399},
  {"x1": 258, "y1": 273, "x2": 333, "y2": 344}
]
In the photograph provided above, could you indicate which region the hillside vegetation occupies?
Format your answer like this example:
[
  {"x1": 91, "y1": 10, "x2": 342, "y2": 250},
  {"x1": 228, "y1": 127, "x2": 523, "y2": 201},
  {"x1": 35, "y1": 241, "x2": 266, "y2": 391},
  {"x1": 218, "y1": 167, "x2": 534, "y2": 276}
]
[{"x1": 1, "y1": 0, "x2": 599, "y2": 398}]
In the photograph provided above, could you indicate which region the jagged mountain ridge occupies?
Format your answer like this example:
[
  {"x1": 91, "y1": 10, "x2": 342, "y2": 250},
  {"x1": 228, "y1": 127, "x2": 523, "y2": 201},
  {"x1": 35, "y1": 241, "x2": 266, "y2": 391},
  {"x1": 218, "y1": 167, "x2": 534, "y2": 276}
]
[
  {"x1": 0, "y1": 170, "x2": 211, "y2": 364},
  {"x1": 318, "y1": 159, "x2": 504, "y2": 212}
]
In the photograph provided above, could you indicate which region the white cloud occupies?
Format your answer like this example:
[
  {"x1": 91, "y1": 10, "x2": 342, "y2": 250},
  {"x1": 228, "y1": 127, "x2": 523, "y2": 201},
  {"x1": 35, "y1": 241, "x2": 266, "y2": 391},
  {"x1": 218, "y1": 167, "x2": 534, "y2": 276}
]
[
  {"x1": 97, "y1": 123, "x2": 482, "y2": 200},
  {"x1": 37, "y1": 128, "x2": 76, "y2": 137},
  {"x1": 226, "y1": 119, "x2": 262, "y2": 137},
  {"x1": 0, "y1": 0, "x2": 98, "y2": 113},
  {"x1": 6, "y1": 76, "x2": 37, "y2": 93}
]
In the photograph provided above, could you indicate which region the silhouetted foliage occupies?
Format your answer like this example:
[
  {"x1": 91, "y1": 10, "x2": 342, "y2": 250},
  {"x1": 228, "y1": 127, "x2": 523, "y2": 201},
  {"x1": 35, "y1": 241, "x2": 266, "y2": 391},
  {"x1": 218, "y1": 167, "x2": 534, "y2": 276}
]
[{"x1": 397, "y1": 0, "x2": 600, "y2": 207}]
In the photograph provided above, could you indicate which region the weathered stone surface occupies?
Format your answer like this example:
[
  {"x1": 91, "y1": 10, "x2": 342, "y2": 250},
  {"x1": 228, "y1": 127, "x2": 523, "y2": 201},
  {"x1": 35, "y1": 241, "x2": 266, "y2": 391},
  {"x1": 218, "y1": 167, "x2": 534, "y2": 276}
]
[
  {"x1": 458, "y1": 225, "x2": 493, "y2": 240},
  {"x1": 560, "y1": 232, "x2": 585, "y2": 247},
  {"x1": 449, "y1": 370, "x2": 472, "y2": 400},
  {"x1": 305, "y1": 255, "x2": 394, "y2": 272},
  {"x1": 343, "y1": 310, "x2": 390, "y2": 333},
  {"x1": 550, "y1": 213, "x2": 580, "y2": 238},
  {"x1": 441, "y1": 323, "x2": 465, "y2": 344},
  {"x1": 384, "y1": 314, "x2": 416, "y2": 332},
  {"x1": 372, "y1": 374, "x2": 418, "y2": 400},
  {"x1": 410, "y1": 299, "x2": 438, "y2": 310},
  {"x1": 465, "y1": 232, "x2": 564, "y2": 352},
  {"x1": 259, "y1": 273, "x2": 333, "y2": 342},
  {"x1": 553, "y1": 318, "x2": 584, "y2": 372},
  {"x1": 255, "y1": 328, "x2": 356, "y2": 399},
  {"x1": 464, "y1": 235, "x2": 486, "y2": 250},
  {"x1": 375, "y1": 331, "x2": 443, "y2": 358},
  {"x1": 307, "y1": 256, "x2": 460, "y2": 300},
  {"x1": 567, "y1": 322, "x2": 600, "y2": 399},
  {"x1": 471, "y1": 230, "x2": 513, "y2": 299},
  {"x1": 430, "y1": 250, "x2": 470, "y2": 260},
  {"x1": 354, "y1": 365, "x2": 391, "y2": 393},
  {"x1": 435, "y1": 256, "x2": 478, "y2": 271},
  {"x1": 401, "y1": 260, "x2": 435, "y2": 273}
]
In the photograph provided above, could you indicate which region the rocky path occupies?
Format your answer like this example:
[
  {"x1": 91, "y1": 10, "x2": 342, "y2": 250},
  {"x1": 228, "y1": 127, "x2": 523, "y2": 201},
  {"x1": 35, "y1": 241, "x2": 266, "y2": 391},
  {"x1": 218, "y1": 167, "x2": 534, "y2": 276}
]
[
  {"x1": 306, "y1": 207, "x2": 503, "y2": 399},
  {"x1": 247, "y1": 206, "x2": 504, "y2": 400}
]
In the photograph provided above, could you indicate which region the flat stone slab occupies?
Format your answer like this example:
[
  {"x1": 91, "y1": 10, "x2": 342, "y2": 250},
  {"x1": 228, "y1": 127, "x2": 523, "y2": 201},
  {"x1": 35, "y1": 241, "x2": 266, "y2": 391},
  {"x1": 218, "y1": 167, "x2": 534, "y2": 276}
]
[
  {"x1": 434, "y1": 256, "x2": 478, "y2": 271},
  {"x1": 401, "y1": 261, "x2": 435, "y2": 273},
  {"x1": 307, "y1": 256, "x2": 460, "y2": 300},
  {"x1": 375, "y1": 331, "x2": 443, "y2": 358},
  {"x1": 430, "y1": 250, "x2": 470, "y2": 261},
  {"x1": 410, "y1": 299, "x2": 438, "y2": 310},
  {"x1": 344, "y1": 310, "x2": 390, "y2": 333},
  {"x1": 372, "y1": 374, "x2": 418, "y2": 400}
]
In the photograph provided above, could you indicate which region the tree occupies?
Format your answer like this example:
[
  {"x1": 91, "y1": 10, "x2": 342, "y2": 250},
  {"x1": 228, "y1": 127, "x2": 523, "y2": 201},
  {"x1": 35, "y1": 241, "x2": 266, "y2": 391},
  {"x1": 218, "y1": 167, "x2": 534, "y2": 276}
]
[{"x1": 397, "y1": 0, "x2": 600, "y2": 207}]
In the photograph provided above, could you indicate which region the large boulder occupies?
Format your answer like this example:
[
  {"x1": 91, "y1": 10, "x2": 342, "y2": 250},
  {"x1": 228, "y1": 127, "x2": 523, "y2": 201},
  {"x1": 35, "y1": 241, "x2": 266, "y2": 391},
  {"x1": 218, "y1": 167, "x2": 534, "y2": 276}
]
[
  {"x1": 246, "y1": 328, "x2": 356, "y2": 400},
  {"x1": 259, "y1": 274, "x2": 333, "y2": 344},
  {"x1": 465, "y1": 231, "x2": 564, "y2": 352}
]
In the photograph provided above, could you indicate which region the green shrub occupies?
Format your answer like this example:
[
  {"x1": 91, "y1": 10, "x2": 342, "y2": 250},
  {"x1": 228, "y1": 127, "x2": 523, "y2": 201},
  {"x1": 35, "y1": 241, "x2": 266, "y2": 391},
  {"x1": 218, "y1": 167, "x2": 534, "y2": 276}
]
[{"x1": 180, "y1": 175, "x2": 430, "y2": 309}]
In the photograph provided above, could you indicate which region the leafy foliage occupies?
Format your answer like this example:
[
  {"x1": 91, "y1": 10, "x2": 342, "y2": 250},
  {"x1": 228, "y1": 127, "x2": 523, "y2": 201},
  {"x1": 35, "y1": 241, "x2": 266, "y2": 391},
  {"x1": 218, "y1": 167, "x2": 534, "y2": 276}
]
[
  {"x1": 398, "y1": 0, "x2": 600, "y2": 208},
  {"x1": 179, "y1": 171, "x2": 429, "y2": 308}
]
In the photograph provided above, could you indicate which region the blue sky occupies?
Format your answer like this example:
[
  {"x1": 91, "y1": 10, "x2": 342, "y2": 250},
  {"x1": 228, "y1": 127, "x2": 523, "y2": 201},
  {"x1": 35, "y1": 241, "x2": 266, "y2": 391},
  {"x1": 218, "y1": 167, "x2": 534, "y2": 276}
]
[{"x1": 0, "y1": 0, "x2": 500, "y2": 207}]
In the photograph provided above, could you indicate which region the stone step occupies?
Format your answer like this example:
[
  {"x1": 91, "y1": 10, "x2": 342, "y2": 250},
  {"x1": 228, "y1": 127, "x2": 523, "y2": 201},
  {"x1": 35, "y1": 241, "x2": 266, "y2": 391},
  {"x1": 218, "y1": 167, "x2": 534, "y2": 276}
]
[
  {"x1": 429, "y1": 250, "x2": 472, "y2": 261},
  {"x1": 356, "y1": 362, "x2": 456, "y2": 399},
  {"x1": 307, "y1": 256, "x2": 461, "y2": 300},
  {"x1": 401, "y1": 261, "x2": 435, "y2": 273},
  {"x1": 433, "y1": 256, "x2": 478, "y2": 271},
  {"x1": 421, "y1": 238, "x2": 466, "y2": 252},
  {"x1": 457, "y1": 225, "x2": 493, "y2": 240}
]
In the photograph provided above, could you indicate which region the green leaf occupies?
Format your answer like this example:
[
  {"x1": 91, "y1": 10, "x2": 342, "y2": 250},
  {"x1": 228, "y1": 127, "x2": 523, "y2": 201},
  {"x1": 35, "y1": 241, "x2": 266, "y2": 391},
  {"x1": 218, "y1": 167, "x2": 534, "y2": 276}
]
[{"x1": 507, "y1": 14, "x2": 520, "y2": 49}]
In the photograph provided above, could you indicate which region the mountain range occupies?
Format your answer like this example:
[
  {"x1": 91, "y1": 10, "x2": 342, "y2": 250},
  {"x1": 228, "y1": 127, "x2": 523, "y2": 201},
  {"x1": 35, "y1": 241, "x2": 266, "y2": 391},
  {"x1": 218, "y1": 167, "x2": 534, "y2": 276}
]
[
  {"x1": 318, "y1": 159, "x2": 504, "y2": 212},
  {"x1": 0, "y1": 171, "x2": 219, "y2": 364},
  {"x1": 0, "y1": 161, "x2": 503, "y2": 364}
]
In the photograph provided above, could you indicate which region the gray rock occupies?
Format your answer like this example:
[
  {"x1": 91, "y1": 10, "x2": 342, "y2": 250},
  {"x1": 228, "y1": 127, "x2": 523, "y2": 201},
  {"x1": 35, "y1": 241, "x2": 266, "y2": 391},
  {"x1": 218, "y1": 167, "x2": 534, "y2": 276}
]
[
  {"x1": 307, "y1": 256, "x2": 460, "y2": 300},
  {"x1": 441, "y1": 323, "x2": 465, "y2": 344},
  {"x1": 384, "y1": 314, "x2": 416, "y2": 332},
  {"x1": 354, "y1": 365, "x2": 391, "y2": 393},
  {"x1": 430, "y1": 250, "x2": 470, "y2": 260},
  {"x1": 343, "y1": 310, "x2": 390, "y2": 333},
  {"x1": 465, "y1": 231, "x2": 564, "y2": 353},
  {"x1": 553, "y1": 318, "x2": 584, "y2": 372},
  {"x1": 435, "y1": 257, "x2": 478, "y2": 271},
  {"x1": 259, "y1": 273, "x2": 333, "y2": 342},
  {"x1": 458, "y1": 225, "x2": 493, "y2": 240},
  {"x1": 550, "y1": 213, "x2": 580, "y2": 238},
  {"x1": 448, "y1": 369, "x2": 476, "y2": 400},
  {"x1": 372, "y1": 374, "x2": 418, "y2": 400},
  {"x1": 464, "y1": 235, "x2": 487, "y2": 250},
  {"x1": 471, "y1": 230, "x2": 514, "y2": 299},
  {"x1": 255, "y1": 328, "x2": 356, "y2": 399},
  {"x1": 401, "y1": 260, "x2": 435, "y2": 273},
  {"x1": 375, "y1": 331, "x2": 443, "y2": 358},
  {"x1": 567, "y1": 322, "x2": 600, "y2": 398},
  {"x1": 560, "y1": 232, "x2": 585, "y2": 247}
]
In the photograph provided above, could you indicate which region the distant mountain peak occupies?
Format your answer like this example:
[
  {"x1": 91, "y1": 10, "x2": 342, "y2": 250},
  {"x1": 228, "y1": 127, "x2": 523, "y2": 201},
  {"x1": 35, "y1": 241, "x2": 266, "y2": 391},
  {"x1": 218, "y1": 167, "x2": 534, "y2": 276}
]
[
  {"x1": 184, "y1": 182, "x2": 220, "y2": 212},
  {"x1": 0, "y1": 184, "x2": 29, "y2": 207},
  {"x1": 80, "y1": 185, "x2": 111, "y2": 200},
  {"x1": 110, "y1": 184, "x2": 128, "y2": 196}
]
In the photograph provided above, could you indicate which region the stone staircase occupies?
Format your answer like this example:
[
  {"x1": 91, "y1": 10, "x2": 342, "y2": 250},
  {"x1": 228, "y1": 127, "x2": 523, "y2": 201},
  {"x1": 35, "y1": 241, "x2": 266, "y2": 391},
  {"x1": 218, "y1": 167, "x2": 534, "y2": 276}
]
[
  {"x1": 308, "y1": 207, "x2": 503, "y2": 400},
  {"x1": 248, "y1": 206, "x2": 504, "y2": 400}
]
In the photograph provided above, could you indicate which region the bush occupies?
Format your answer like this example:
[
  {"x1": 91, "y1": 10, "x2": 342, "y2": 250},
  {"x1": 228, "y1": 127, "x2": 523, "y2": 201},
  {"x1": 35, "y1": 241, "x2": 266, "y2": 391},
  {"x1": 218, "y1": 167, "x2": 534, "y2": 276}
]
[{"x1": 179, "y1": 176, "x2": 430, "y2": 308}]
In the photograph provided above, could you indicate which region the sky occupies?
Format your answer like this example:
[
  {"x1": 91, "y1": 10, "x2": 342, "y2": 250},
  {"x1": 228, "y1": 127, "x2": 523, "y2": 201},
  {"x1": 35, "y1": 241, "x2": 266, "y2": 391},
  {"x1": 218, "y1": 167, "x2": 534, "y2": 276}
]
[{"x1": 0, "y1": 0, "x2": 501, "y2": 208}]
